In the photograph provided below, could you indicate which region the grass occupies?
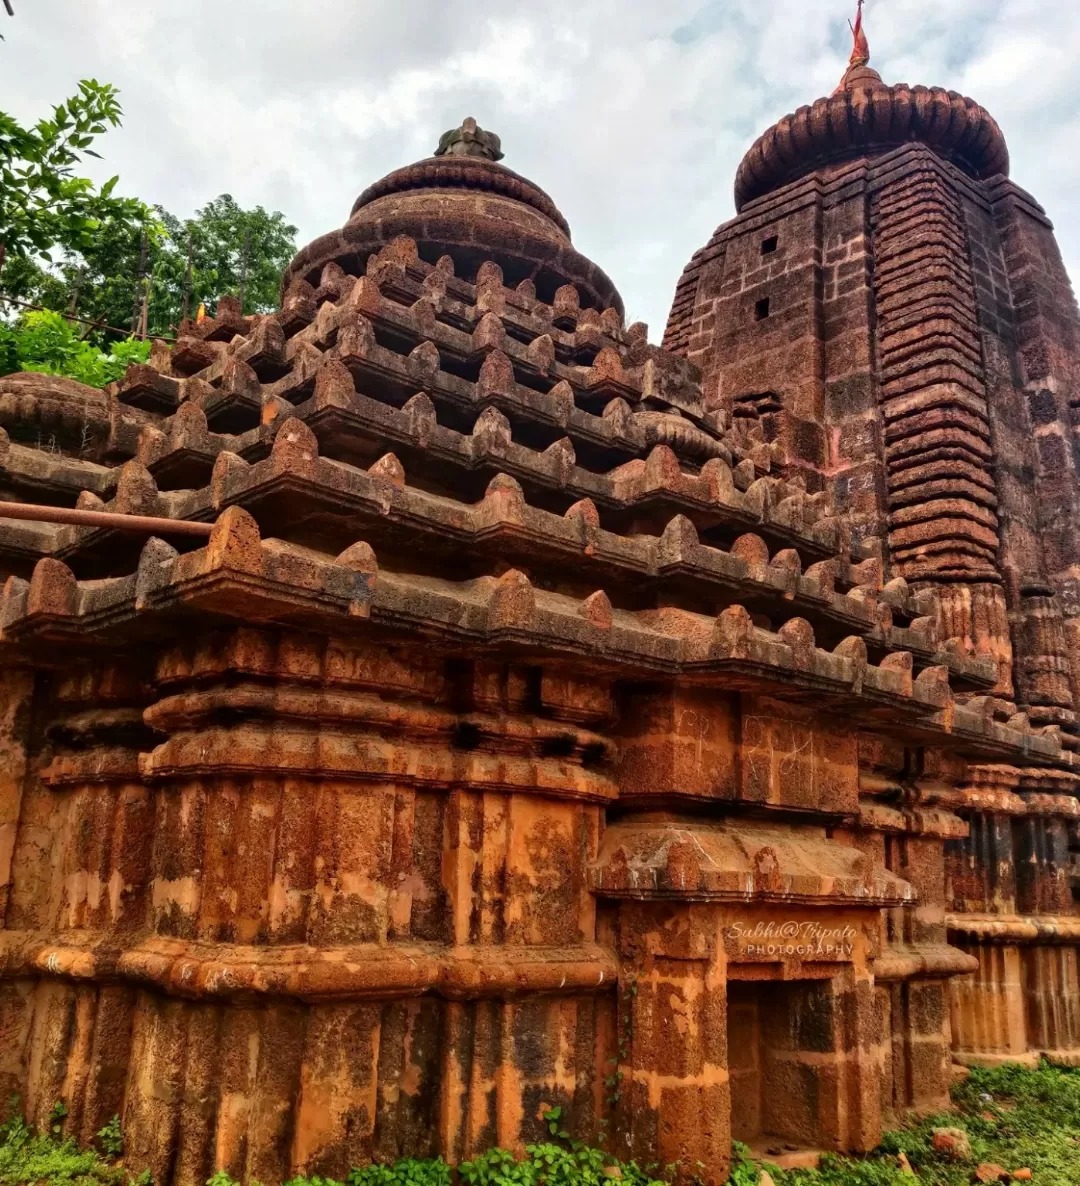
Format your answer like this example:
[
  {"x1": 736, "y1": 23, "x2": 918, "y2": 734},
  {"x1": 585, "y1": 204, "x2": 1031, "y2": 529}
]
[
  {"x1": 0, "y1": 1063, "x2": 1077, "y2": 1186},
  {"x1": 0, "y1": 1112, "x2": 140, "y2": 1186},
  {"x1": 735, "y1": 1061, "x2": 1080, "y2": 1186}
]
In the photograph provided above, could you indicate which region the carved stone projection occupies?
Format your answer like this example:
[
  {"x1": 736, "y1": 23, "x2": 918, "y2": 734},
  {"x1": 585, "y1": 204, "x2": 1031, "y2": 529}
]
[{"x1": 1, "y1": 21, "x2": 1079, "y2": 1186}]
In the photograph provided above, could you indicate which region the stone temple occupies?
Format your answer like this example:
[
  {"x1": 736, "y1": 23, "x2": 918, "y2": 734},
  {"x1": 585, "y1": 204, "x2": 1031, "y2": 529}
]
[{"x1": 1, "y1": 16, "x2": 1080, "y2": 1186}]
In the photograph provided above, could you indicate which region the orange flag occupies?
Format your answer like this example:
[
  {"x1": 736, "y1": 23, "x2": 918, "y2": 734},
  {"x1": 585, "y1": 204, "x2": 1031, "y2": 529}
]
[
  {"x1": 848, "y1": 0, "x2": 869, "y2": 69},
  {"x1": 834, "y1": 0, "x2": 870, "y2": 92}
]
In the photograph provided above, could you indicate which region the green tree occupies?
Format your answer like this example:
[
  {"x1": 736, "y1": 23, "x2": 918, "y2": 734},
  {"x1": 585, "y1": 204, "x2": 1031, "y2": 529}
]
[
  {"x1": 2, "y1": 195, "x2": 298, "y2": 341},
  {"x1": 58, "y1": 209, "x2": 167, "y2": 334},
  {"x1": 0, "y1": 79, "x2": 147, "y2": 277},
  {"x1": 0, "y1": 82, "x2": 298, "y2": 344},
  {"x1": 160, "y1": 194, "x2": 298, "y2": 322},
  {"x1": 77, "y1": 195, "x2": 297, "y2": 336},
  {"x1": 0, "y1": 252, "x2": 68, "y2": 310}
]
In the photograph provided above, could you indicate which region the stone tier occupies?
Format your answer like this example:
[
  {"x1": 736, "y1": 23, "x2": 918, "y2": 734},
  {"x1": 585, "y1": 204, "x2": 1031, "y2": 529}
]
[
  {"x1": 1, "y1": 404, "x2": 1006, "y2": 696},
  {"x1": 0, "y1": 507, "x2": 1061, "y2": 770}
]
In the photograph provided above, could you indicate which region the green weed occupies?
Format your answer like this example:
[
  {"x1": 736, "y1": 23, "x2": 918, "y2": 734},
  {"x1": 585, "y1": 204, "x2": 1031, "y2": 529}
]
[
  {"x1": 770, "y1": 1061, "x2": 1080, "y2": 1186},
  {"x1": 1, "y1": 1064, "x2": 1077, "y2": 1186}
]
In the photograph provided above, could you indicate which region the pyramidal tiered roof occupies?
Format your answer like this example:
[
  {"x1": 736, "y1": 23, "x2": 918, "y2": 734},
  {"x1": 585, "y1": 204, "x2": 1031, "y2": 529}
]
[{"x1": 0, "y1": 149, "x2": 1054, "y2": 760}]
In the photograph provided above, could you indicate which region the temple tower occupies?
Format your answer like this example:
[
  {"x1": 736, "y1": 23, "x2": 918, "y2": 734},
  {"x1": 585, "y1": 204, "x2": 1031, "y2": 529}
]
[
  {"x1": 664, "y1": 8, "x2": 1080, "y2": 1069},
  {"x1": 0, "y1": 109, "x2": 1018, "y2": 1185}
]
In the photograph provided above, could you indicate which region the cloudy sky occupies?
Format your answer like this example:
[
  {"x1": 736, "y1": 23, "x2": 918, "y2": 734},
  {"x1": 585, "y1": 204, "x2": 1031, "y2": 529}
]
[{"x1": 5, "y1": 0, "x2": 1079, "y2": 336}]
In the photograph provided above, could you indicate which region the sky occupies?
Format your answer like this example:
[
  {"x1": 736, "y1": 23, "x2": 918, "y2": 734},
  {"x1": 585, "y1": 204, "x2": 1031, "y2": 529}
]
[{"x1": 5, "y1": 0, "x2": 1080, "y2": 338}]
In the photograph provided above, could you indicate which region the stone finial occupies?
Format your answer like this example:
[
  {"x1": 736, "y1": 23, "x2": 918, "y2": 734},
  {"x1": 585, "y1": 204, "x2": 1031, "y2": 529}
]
[{"x1": 435, "y1": 117, "x2": 504, "y2": 162}]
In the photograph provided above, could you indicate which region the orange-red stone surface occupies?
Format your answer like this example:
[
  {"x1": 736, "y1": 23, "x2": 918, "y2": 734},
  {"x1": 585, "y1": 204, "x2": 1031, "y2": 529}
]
[{"x1": 0, "y1": 85, "x2": 1078, "y2": 1186}]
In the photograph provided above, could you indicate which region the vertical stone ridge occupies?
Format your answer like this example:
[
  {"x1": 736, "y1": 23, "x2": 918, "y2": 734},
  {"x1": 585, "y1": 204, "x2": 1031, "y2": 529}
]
[
  {"x1": 871, "y1": 165, "x2": 1001, "y2": 583},
  {"x1": 870, "y1": 164, "x2": 1014, "y2": 690}
]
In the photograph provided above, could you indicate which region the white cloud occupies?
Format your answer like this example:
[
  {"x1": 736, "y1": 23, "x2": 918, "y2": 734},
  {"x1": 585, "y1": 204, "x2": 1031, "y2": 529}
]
[{"x1": 3, "y1": 0, "x2": 1079, "y2": 335}]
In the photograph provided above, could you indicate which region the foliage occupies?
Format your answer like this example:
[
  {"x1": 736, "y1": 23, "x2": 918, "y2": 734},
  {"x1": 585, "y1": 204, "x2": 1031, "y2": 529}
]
[
  {"x1": 728, "y1": 1145, "x2": 761, "y2": 1186},
  {"x1": 452, "y1": 1106, "x2": 664, "y2": 1186},
  {"x1": 765, "y1": 1061, "x2": 1080, "y2": 1186},
  {"x1": 456, "y1": 1142, "x2": 665, "y2": 1186},
  {"x1": 95, "y1": 1116, "x2": 124, "y2": 1160},
  {"x1": 346, "y1": 1158, "x2": 452, "y2": 1186},
  {"x1": 2, "y1": 1065, "x2": 1078, "y2": 1186},
  {"x1": 49, "y1": 1100, "x2": 69, "y2": 1137},
  {"x1": 0, "y1": 309, "x2": 150, "y2": 386},
  {"x1": 542, "y1": 1107, "x2": 571, "y2": 1142},
  {"x1": 3, "y1": 213, "x2": 168, "y2": 335},
  {"x1": 0, "y1": 80, "x2": 147, "y2": 269},
  {"x1": 160, "y1": 194, "x2": 298, "y2": 322},
  {"x1": 5, "y1": 192, "x2": 298, "y2": 341},
  {"x1": 0, "y1": 252, "x2": 67, "y2": 309},
  {"x1": 0, "y1": 83, "x2": 297, "y2": 345},
  {"x1": 0, "y1": 1101, "x2": 138, "y2": 1186}
]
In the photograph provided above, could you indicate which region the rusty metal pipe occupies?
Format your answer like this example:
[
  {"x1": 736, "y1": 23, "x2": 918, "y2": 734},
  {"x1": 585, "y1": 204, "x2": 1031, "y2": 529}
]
[{"x1": 0, "y1": 500, "x2": 214, "y2": 538}]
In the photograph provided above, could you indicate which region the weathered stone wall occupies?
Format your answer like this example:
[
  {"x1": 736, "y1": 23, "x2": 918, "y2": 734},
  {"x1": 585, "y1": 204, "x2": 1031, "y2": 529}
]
[
  {"x1": 1, "y1": 624, "x2": 977, "y2": 1182},
  {"x1": 0, "y1": 637, "x2": 618, "y2": 1183},
  {"x1": 666, "y1": 165, "x2": 882, "y2": 543}
]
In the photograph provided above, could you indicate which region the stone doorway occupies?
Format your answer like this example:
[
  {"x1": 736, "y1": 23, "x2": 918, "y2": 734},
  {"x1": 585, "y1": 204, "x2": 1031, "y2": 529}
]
[{"x1": 727, "y1": 979, "x2": 832, "y2": 1152}]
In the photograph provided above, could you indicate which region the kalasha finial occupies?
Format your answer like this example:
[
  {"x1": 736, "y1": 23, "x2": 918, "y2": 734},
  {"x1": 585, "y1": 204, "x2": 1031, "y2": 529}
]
[
  {"x1": 435, "y1": 117, "x2": 504, "y2": 162},
  {"x1": 833, "y1": 0, "x2": 871, "y2": 93}
]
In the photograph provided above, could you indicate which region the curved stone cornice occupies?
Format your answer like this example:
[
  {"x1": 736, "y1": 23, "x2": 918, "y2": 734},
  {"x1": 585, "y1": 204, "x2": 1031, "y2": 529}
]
[
  {"x1": 734, "y1": 82, "x2": 1010, "y2": 211},
  {"x1": 352, "y1": 154, "x2": 571, "y2": 238}
]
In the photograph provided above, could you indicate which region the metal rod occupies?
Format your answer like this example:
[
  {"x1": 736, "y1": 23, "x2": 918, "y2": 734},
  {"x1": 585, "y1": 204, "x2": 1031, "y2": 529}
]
[
  {"x1": 0, "y1": 501, "x2": 214, "y2": 537},
  {"x1": 0, "y1": 296, "x2": 178, "y2": 342}
]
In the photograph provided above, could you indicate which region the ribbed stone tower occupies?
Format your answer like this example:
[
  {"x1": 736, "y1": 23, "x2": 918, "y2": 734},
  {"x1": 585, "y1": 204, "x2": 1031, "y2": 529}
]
[{"x1": 665, "y1": 13, "x2": 1080, "y2": 1069}]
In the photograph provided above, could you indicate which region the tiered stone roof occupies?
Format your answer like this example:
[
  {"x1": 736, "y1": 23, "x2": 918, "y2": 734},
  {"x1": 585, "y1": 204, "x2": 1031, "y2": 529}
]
[{"x1": 0, "y1": 222, "x2": 1066, "y2": 770}]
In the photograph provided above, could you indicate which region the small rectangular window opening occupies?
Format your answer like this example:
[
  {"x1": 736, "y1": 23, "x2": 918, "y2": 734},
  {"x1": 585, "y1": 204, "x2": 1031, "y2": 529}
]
[
  {"x1": 755, "y1": 297, "x2": 771, "y2": 321},
  {"x1": 761, "y1": 235, "x2": 779, "y2": 255}
]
